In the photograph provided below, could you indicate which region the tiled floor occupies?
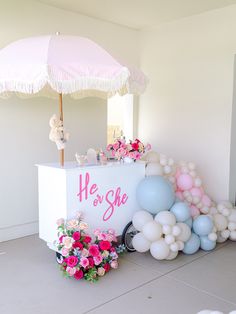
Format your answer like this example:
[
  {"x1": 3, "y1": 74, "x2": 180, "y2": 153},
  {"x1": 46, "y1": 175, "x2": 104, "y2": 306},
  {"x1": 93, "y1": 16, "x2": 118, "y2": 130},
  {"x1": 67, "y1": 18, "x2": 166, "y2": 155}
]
[{"x1": 0, "y1": 235, "x2": 235, "y2": 314}]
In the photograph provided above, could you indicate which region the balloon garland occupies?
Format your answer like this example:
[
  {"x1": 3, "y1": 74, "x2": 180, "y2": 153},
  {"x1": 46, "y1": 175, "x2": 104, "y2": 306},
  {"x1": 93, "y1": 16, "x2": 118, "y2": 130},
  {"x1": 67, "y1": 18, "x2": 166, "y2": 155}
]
[{"x1": 133, "y1": 151, "x2": 236, "y2": 260}]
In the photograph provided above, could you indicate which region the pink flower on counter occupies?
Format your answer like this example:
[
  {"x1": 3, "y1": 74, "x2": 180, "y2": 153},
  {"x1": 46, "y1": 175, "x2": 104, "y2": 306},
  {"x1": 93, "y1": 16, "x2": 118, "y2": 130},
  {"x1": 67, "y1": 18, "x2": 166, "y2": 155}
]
[
  {"x1": 61, "y1": 247, "x2": 69, "y2": 257},
  {"x1": 66, "y1": 266, "x2": 76, "y2": 276},
  {"x1": 72, "y1": 231, "x2": 80, "y2": 241},
  {"x1": 59, "y1": 235, "x2": 66, "y2": 243},
  {"x1": 81, "y1": 248, "x2": 89, "y2": 257},
  {"x1": 99, "y1": 240, "x2": 111, "y2": 251},
  {"x1": 74, "y1": 270, "x2": 84, "y2": 280},
  {"x1": 79, "y1": 222, "x2": 88, "y2": 230},
  {"x1": 63, "y1": 236, "x2": 75, "y2": 249},
  {"x1": 66, "y1": 256, "x2": 78, "y2": 267},
  {"x1": 67, "y1": 219, "x2": 79, "y2": 230},
  {"x1": 110, "y1": 260, "x2": 119, "y2": 269},
  {"x1": 97, "y1": 267, "x2": 105, "y2": 276},
  {"x1": 93, "y1": 254, "x2": 103, "y2": 266},
  {"x1": 83, "y1": 235, "x2": 92, "y2": 243},
  {"x1": 89, "y1": 245, "x2": 100, "y2": 257}
]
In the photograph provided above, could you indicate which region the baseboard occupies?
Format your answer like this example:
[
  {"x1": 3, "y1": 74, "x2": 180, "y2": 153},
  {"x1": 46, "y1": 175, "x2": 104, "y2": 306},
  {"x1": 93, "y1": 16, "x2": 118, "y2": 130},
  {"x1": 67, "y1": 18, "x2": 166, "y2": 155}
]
[{"x1": 0, "y1": 221, "x2": 39, "y2": 242}]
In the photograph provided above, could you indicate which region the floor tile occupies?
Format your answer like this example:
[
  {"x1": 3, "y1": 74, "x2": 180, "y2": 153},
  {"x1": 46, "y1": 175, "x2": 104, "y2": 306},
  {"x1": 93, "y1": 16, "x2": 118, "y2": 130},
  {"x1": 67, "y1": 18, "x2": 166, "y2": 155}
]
[
  {"x1": 0, "y1": 235, "x2": 162, "y2": 314},
  {"x1": 86, "y1": 276, "x2": 235, "y2": 314},
  {"x1": 168, "y1": 241, "x2": 236, "y2": 305}
]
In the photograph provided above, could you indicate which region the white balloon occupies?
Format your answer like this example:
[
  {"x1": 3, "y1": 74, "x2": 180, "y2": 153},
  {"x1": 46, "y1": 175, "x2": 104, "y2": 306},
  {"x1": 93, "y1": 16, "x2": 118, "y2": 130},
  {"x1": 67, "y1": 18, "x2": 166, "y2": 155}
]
[
  {"x1": 170, "y1": 242, "x2": 179, "y2": 252},
  {"x1": 208, "y1": 232, "x2": 217, "y2": 242},
  {"x1": 209, "y1": 207, "x2": 218, "y2": 215},
  {"x1": 219, "y1": 200, "x2": 233, "y2": 209},
  {"x1": 150, "y1": 239, "x2": 170, "y2": 260},
  {"x1": 132, "y1": 233, "x2": 151, "y2": 252},
  {"x1": 229, "y1": 230, "x2": 236, "y2": 241},
  {"x1": 221, "y1": 229, "x2": 230, "y2": 239},
  {"x1": 188, "y1": 162, "x2": 196, "y2": 170},
  {"x1": 217, "y1": 203, "x2": 225, "y2": 212},
  {"x1": 194, "y1": 177, "x2": 202, "y2": 187},
  {"x1": 201, "y1": 206, "x2": 209, "y2": 214},
  {"x1": 155, "y1": 211, "x2": 176, "y2": 226},
  {"x1": 189, "y1": 170, "x2": 197, "y2": 177},
  {"x1": 197, "y1": 311, "x2": 212, "y2": 314},
  {"x1": 222, "y1": 208, "x2": 230, "y2": 217},
  {"x1": 142, "y1": 221, "x2": 162, "y2": 242},
  {"x1": 160, "y1": 157, "x2": 167, "y2": 166},
  {"x1": 132, "y1": 211, "x2": 153, "y2": 231},
  {"x1": 228, "y1": 222, "x2": 236, "y2": 231},
  {"x1": 146, "y1": 162, "x2": 164, "y2": 176},
  {"x1": 216, "y1": 232, "x2": 228, "y2": 243},
  {"x1": 228, "y1": 209, "x2": 236, "y2": 222},
  {"x1": 164, "y1": 165, "x2": 172, "y2": 174},
  {"x1": 213, "y1": 214, "x2": 228, "y2": 231},
  {"x1": 176, "y1": 240, "x2": 184, "y2": 251},
  {"x1": 162, "y1": 224, "x2": 172, "y2": 235},
  {"x1": 172, "y1": 225, "x2": 181, "y2": 236},
  {"x1": 168, "y1": 158, "x2": 174, "y2": 166},
  {"x1": 165, "y1": 234, "x2": 175, "y2": 245},
  {"x1": 145, "y1": 151, "x2": 160, "y2": 163},
  {"x1": 229, "y1": 311, "x2": 236, "y2": 314},
  {"x1": 176, "y1": 223, "x2": 191, "y2": 242},
  {"x1": 166, "y1": 250, "x2": 178, "y2": 260}
]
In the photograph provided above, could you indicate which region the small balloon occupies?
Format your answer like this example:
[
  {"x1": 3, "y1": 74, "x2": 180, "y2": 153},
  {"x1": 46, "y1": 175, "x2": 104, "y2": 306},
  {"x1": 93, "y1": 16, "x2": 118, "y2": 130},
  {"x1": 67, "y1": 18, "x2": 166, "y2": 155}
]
[
  {"x1": 200, "y1": 236, "x2": 216, "y2": 251},
  {"x1": 183, "y1": 233, "x2": 200, "y2": 255}
]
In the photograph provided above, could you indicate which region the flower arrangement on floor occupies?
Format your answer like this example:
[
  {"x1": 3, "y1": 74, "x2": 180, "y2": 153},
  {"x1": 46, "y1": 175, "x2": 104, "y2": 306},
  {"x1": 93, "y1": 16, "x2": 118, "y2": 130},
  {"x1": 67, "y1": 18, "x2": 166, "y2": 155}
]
[
  {"x1": 106, "y1": 138, "x2": 151, "y2": 161},
  {"x1": 56, "y1": 214, "x2": 125, "y2": 282}
]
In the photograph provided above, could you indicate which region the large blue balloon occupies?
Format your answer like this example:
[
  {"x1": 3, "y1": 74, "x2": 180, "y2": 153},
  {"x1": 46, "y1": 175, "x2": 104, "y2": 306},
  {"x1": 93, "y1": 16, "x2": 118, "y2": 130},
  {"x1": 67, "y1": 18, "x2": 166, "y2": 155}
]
[
  {"x1": 200, "y1": 236, "x2": 216, "y2": 251},
  {"x1": 170, "y1": 202, "x2": 191, "y2": 222},
  {"x1": 136, "y1": 176, "x2": 175, "y2": 214},
  {"x1": 183, "y1": 233, "x2": 200, "y2": 255},
  {"x1": 193, "y1": 215, "x2": 213, "y2": 236}
]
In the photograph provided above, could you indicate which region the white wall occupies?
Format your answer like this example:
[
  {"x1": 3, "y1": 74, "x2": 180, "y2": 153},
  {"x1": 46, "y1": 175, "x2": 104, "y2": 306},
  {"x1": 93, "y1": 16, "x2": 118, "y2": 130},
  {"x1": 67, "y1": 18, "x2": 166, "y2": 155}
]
[
  {"x1": 0, "y1": 0, "x2": 139, "y2": 241},
  {"x1": 139, "y1": 5, "x2": 236, "y2": 202}
]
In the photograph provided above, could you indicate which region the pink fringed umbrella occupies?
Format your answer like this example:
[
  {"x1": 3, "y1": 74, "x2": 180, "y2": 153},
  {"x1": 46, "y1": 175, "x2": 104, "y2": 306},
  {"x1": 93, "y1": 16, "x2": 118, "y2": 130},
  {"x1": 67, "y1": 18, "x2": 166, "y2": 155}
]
[{"x1": 0, "y1": 34, "x2": 147, "y2": 166}]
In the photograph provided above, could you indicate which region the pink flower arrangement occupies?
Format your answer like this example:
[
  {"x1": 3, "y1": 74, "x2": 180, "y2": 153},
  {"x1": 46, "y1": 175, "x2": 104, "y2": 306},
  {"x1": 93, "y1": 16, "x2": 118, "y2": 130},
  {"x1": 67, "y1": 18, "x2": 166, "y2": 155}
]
[
  {"x1": 56, "y1": 215, "x2": 125, "y2": 282},
  {"x1": 106, "y1": 138, "x2": 151, "y2": 161}
]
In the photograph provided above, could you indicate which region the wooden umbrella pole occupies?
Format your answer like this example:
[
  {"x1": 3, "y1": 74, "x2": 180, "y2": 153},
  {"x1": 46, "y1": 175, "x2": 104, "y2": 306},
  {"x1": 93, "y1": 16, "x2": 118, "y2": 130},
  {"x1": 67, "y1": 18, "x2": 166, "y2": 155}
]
[{"x1": 59, "y1": 93, "x2": 64, "y2": 167}]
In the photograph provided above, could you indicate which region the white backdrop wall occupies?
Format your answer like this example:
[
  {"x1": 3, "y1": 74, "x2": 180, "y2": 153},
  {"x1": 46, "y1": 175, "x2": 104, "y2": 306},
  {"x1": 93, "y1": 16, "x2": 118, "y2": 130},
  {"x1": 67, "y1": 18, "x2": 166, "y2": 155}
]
[
  {"x1": 0, "y1": 0, "x2": 139, "y2": 241},
  {"x1": 139, "y1": 5, "x2": 236, "y2": 202}
]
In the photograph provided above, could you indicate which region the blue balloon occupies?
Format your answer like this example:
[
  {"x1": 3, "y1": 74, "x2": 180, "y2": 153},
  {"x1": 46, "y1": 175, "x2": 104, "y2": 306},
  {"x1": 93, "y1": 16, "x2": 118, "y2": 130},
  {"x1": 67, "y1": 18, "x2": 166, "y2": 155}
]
[
  {"x1": 136, "y1": 176, "x2": 175, "y2": 214},
  {"x1": 183, "y1": 233, "x2": 200, "y2": 255},
  {"x1": 200, "y1": 236, "x2": 216, "y2": 251},
  {"x1": 193, "y1": 215, "x2": 213, "y2": 236},
  {"x1": 184, "y1": 217, "x2": 193, "y2": 228},
  {"x1": 170, "y1": 202, "x2": 191, "y2": 222}
]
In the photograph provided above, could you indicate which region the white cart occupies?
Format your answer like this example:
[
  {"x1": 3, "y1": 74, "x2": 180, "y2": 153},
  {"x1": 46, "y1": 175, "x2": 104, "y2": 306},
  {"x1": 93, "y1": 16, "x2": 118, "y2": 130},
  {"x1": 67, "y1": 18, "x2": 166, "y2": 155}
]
[{"x1": 37, "y1": 161, "x2": 145, "y2": 250}]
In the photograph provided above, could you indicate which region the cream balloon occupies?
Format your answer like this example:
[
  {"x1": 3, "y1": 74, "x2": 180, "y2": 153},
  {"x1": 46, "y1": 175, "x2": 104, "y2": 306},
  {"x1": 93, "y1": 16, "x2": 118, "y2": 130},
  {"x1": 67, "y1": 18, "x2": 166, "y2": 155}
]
[
  {"x1": 162, "y1": 224, "x2": 172, "y2": 235},
  {"x1": 144, "y1": 151, "x2": 160, "y2": 163},
  {"x1": 165, "y1": 234, "x2": 175, "y2": 245},
  {"x1": 213, "y1": 214, "x2": 228, "y2": 231},
  {"x1": 146, "y1": 162, "x2": 164, "y2": 176},
  {"x1": 172, "y1": 225, "x2": 181, "y2": 237},
  {"x1": 176, "y1": 223, "x2": 191, "y2": 242},
  {"x1": 142, "y1": 221, "x2": 162, "y2": 242},
  {"x1": 229, "y1": 209, "x2": 236, "y2": 222},
  {"x1": 132, "y1": 211, "x2": 153, "y2": 231},
  {"x1": 150, "y1": 239, "x2": 170, "y2": 260},
  {"x1": 132, "y1": 232, "x2": 151, "y2": 252},
  {"x1": 155, "y1": 211, "x2": 176, "y2": 226},
  {"x1": 229, "y1": 230, "x2": 236, "y2": 241},
  {"x1": 228, "y1": 222, "x2": 236, "y2": 231},
  {"x1": 166, "y1": 250, "x2": 178, "y2": 260}
]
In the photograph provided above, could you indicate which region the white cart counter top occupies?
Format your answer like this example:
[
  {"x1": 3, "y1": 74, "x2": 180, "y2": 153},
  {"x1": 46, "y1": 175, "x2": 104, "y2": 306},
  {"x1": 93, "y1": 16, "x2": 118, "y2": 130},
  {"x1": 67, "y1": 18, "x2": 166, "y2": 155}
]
[{"x1": 37, "y1": 161, "x2": 145, "y2": 250}]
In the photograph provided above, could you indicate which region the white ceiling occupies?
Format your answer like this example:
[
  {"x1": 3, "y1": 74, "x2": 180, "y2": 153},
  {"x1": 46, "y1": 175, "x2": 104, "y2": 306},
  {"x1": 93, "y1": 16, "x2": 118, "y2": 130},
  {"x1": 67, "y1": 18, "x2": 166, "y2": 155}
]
[{"x1": 37, "y1": 0, "x2": 236, "y2": 30}]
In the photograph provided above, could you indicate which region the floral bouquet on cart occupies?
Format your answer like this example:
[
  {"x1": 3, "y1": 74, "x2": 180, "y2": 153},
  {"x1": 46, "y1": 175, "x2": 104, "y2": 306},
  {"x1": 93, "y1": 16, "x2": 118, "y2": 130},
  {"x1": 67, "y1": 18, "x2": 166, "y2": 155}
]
[
  {"x1": 55, "y1": 213, "x2": 125, "y2": 282},
  {"x1": 106, "y1": 138, "x2": 151, "y2": 161}
]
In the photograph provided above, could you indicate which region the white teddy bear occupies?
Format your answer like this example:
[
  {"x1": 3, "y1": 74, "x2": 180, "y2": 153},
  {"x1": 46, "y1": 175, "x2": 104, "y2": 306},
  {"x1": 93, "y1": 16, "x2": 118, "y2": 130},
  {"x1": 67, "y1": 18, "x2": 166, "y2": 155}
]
[{"x1": 49, "y1": 114, "x2": 69, "y2": 150}]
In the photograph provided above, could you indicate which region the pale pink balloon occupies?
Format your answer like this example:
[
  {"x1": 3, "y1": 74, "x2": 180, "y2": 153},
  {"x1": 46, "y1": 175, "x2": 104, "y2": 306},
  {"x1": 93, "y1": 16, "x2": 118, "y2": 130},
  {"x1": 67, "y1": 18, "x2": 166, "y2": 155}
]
[
  {"x1": 175, "y1": 168, "x2": 181, "y2": 178},
  {"x1": 190, "y1": 205, "x2": 200, "y2": 218},
  {"x1": 201, "y1": 194, "x2": 212, "y2": 207},
  {"x1": 177, "y1": 174, "x2": 193, "y2": 191},
  {"x1": 190, "y1": 187, "x2": 203, "y2": 198},
  {"x1": 176, "y1": 191, "x2": 184, "y2": 201}
]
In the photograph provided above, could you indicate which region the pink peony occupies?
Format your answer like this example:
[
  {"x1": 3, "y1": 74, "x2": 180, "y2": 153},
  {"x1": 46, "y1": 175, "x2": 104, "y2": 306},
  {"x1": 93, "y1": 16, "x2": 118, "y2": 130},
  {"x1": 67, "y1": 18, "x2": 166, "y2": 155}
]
[
  {"x1": 99, "y1": 240, "x2": 111, "y2": 251},
  {"x1": 110, "y1": 260, "x2": 118, "y2": 269},
  {"x1": 61, "y1": 247, "x2": 69, "y2": 257},
  {"x1": 56, "y1": 218, "x2": 65, "y2": 226},
  {"x1": 89, "y1": 245, "x2": 100, "y2": 257},
  {"x1": 72, "y1": 231, "x2": 80, "y2": 241},
  {"x1": 66, "y1": 266, "x2": 76, "y2": 276},
  {"x1": 97, "y1": 267, "x2": 105, "y2": 276},
  {"x1": 63, "y1": 236, "x2": 75, "y2": 249},
  {"x1": 66, "y1": 256, "x2": 78, "y2": 267},
  {"x1": 80, "y1": 257, "x2": 89, "y2": 268},
  {"x1": 93, "y1": 254, "x2": 103, "y2": 266},
  {"x1": 74, "y1": 270, "x2": 84, "y2": 280}
]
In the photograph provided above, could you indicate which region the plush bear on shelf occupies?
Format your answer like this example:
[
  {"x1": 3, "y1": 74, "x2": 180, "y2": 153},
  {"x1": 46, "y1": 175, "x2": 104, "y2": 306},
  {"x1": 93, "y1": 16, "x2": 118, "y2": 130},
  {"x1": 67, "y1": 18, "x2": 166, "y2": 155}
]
[{"x1": 49, "y1": 114, "x2": 69, "y2": 150}]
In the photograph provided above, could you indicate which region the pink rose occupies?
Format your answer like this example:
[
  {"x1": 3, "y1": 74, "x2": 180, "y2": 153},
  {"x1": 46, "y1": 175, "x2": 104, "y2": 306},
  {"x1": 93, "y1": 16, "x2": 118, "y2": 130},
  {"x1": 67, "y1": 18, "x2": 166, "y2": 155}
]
[
  {"x1": 106, "y1": 144, "x2": 113, "y2": 151},
  {"x1": 72, "y1": 241, "x2": 83, "y2": 250},
  {"x1": 67, "y1": 219, "x2": 79, "y2": 230},
  {"x1": 110, "y1": 260, "x2": 118, "y2": 269},
  {"x1": 80, "y1": 257, "x2": 89, "y2": 268},
  {"x1": 66, "y1": 266, "x2": 76, "y2": 276},
  {"x1": 99, "y1": 240, "x2": 111, "y2": 251},
  {"x1": 83, "y1": 235, "x2": 92, "y2": 243},
  {"x1": 74, "y1": 270, "x2": 84, "y2": 280},
  {"x1": 93, "y1": 254, "x2": 103, "y2": 266},
  {"x1": 94, "y1": 228, "x2": 101, "y2": 236},
  {"x1": 98, "y1": 233, "x2": 107, "y2": 241},
  {"x1": 66, "y1": 256, "x2": 78, "y2": 267},
  {"x1": 88, "y1": 257, "x2": 94, "y2": 268},
  {"x1": 113, "y1": 142, "x2": 120, "y2": 150},
  {"x1": 72, "y1": 231, "x2": 80, "y2": 241},
  {"x1": 103, "y1": 263, "x2": 111, "y2": 272},
  {"x1": 89, "y1": 245, "x2": 100, "y2": 257},
  {"x1": 81, "y1": 248, "x2": 89, "y2": 257}
]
